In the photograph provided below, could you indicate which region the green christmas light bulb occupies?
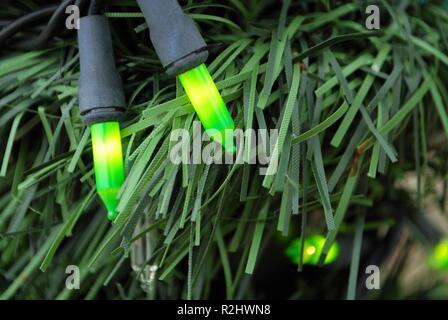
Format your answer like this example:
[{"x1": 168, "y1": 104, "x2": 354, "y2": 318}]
[
  {"x1": 90, "y1": 121, "x2": 125, "y2": 221},
  {"x1": 286, "y1": 235, "x2": 340, "y2": 266},
  {"x1": 428, "y1": 239, "x2": 448, "y2": 270},
  {"x1": 178, "y1": 64, "x2": 235, "y2": 154}
]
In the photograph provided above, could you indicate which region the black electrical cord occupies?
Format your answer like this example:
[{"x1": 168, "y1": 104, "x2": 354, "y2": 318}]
[
  {"x1": 88, "y1": 0, "x2": 103, "y2": 15},
  {"x1": 0, "y1": 5, "x2": 58, "y2": 46},
  {"x1": 76, "y1": 0, "x2": 89, "y2": 16},
  {"x1": 11, "y1": 0, "x2": 76, "y2": 50},
  {"x1": 0, "y1": 20, "x2": 14, "y2": 28},
  {"x1": 0, "y1": 0, "x2": 92, "y2": 50}
]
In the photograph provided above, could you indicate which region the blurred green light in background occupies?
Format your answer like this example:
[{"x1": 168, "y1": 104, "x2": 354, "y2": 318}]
[
  {"x1": 90, "y1": 121, "x2": 125, "y2": 221},
  {"x1": 178, "y1": 64, "x2": 235, "y2": 154},
  {"x1": 286, "y1": 235, "x2": 339, "y2": 266},
  {"x1": 429, "y1": 239, "x2": 448, "y2": 270}
]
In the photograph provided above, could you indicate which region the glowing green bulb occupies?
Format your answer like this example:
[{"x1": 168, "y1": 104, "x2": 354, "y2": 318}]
[
  {"x1": 90, "y1": 121, "x2": 125, "y2": 221},
  {"x1": 428, "y1": 239, "x2": 448, "y2": 270},
  {"x1": 286, "y1": 235, "x2": 339, "y2": 266},
  {"x1": 178, "y1": 64, "x2": 235, "y2": 154}
]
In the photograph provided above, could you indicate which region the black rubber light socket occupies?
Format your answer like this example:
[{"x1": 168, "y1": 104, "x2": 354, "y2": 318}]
[
  {"x1": 77, "y1": 15, "x2": 126, "y2": 125},
  {"x1": 136, "y1": 0, "x2": 208, "y2": 76}
]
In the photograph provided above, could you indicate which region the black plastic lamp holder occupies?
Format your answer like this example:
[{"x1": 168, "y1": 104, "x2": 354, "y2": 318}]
[
  {"x1": 136, "y1": 0, "x2": 208, "y2": 76},
  {"x1": 77, "y1": 15, "x2": 126, "y2": 125}
]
